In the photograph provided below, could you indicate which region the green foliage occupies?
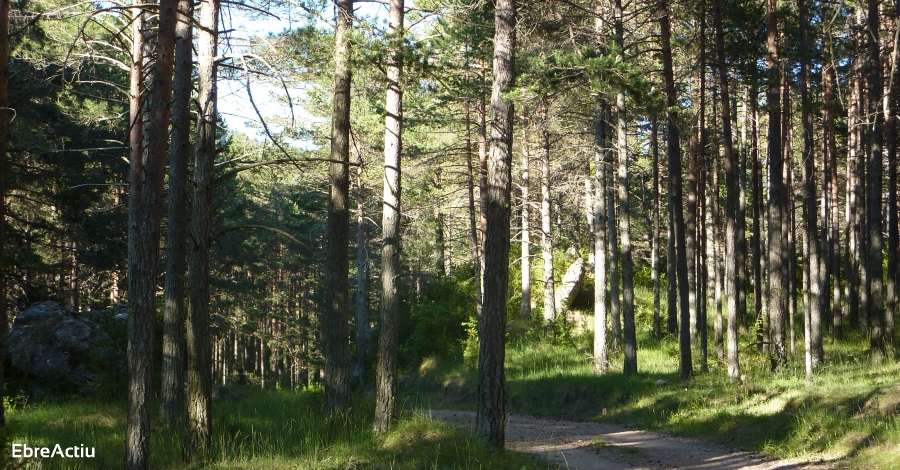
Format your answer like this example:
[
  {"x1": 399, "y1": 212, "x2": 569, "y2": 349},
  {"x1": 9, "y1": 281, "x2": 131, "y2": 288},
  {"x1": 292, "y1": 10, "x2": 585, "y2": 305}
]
[{"x1": 398, "y1": 271, "x2": 476, "y2": 371}]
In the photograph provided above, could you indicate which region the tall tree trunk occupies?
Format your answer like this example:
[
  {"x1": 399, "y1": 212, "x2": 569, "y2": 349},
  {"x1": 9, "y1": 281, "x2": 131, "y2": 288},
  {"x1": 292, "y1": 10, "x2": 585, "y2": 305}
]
[
  {"x1": 374, "y1": 0, "x2": 403, "y2": 433},
  {"x1": 521, "y1": 133, "x2": 531, "y2": 319},
  {"x1": 127, "y1": 0, "x2": 177, "y2": 467},
  {"x1": 325, "y1": 0, "x2": 353, "y2": 415},
  {"x1": 765, "y1": 0, "x2": 787, "y2": 369},
  {"x1": 750, "y1": 85, "x2": 765, "y2": 350},
  {"x1": 613, "y1": 0, "x2": 636, "y2": 373},
  {"x1": 799, "y1": 0, "x2": 823, "y2": 377},
  {"x1": 651, "y1": 116, "x2": 661, "y2": 340},
  {"x1": 823, "y1": 27, "x2": 843, "y2": 341},
  {"x1": 160, "y1": 0, "x2": 192, "y2": 427},
  {"x1": 0, "y1": 0, "x2": 10, "y2": 429},
  {"x1": 184, "y1": 0, "x2": 217, "y2": 462},
  {"x1": 886, "y1": 6, "x2": 900, "y2": 345},
  {"x1": 594, "y1": 98, "x2": 609, "y2": 372},
  {"x1": 712, "y1": 0, "x2": 740, "y2": 380},
  {"x1": 687, "y1": 18, "x2": 702, "y2": 351},
  {"x1": 846, "y1": 56, "x2": 863, "y2": 330},
  {"x1": 539, "y1": 98, "x2": 556, "y2": 326},
  {"x1": 477, "y1": 0, "x2": 515, "y2": 448},
  {"x1": 659, "y1": 0, "x2": 692, "y2": 379},
  {"x1": 866, "y1": 0, "x2": 886, "y2": 356}
]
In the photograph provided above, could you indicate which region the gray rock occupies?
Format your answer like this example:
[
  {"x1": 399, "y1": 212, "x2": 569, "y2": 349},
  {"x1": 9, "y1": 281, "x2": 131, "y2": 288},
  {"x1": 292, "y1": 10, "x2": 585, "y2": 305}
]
[
  {"x1": 5, "y1": 301, "x2": 124, "y2": 395},
  {"x1": 555, "y1": 258, "x2": 585, "y2": 312}
]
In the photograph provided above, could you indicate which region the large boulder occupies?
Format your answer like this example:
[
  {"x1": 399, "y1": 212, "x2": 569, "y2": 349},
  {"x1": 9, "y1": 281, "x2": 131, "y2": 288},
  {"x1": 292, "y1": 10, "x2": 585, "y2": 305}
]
[
  {"x1": 5, "y1": 301, "x2": 125, "y2": 396},
  {"x1": 555, "y1": 258, "x2": 585, "y2": 312}
]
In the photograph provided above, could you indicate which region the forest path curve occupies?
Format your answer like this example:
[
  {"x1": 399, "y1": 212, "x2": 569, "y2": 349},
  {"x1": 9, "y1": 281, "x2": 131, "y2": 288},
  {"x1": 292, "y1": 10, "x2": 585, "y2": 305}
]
[{"x1": 425, "y1": 409, "x2": 825, "y2": 470}]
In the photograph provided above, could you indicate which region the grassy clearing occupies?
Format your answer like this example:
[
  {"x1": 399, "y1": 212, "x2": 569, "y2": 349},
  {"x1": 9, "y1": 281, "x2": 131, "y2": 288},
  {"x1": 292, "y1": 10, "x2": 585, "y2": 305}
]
[
  {"x1": 404, "y1": 288, "x2": 900, "y2": 469},
  {"x1": 5, "y1": 387, "x2": 554, "y2": 469}
]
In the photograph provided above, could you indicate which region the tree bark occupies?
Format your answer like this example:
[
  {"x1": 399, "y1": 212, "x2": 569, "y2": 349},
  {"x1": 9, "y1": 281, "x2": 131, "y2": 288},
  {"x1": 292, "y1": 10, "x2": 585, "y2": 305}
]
[
  {"x1": 765, "y1": 0, "x2": 787, "y2": 370},
  {"x1": 659, "y1": 0, "x2": 692, "y2": 379},
  {"x1": 712, "y1": 0, "x2": 740, "y2": 381},
  {"x1": 866, "y1": 0, "x2": 886, "y2": 356},
  {"x1": 476, "y1": 0, "x2": 515, "y2": 448},
  {"x1": 594, "y1": 97, "x2": 609, "y2": 373},
  {"x1": 374, "y1": 0, "x2": 402, "y2": 433},
  {"x1": 356, "y1": 165, "x2": 368, "y2": 385},
  {"x1": 799, "y1": 0, "x2": 823, "y2": 377},
  {"x1": 614, "y1": 0, "x2": 636, "y2": 375},
  {"x1": 325, "y1": 0, "x2": 353, "y2": 415},
  {"x1": 160, "y1": 0, "x2": 192, "y2": 427},
  {"x1": 184, "y1": 0, "x2": 217, "y2": 462},
  {"x1": 887, "y1": 7, "x2": 899, "y2": 346},
  {"x1": 126, "y1": 0, "x2": 176, "y2": 467}
]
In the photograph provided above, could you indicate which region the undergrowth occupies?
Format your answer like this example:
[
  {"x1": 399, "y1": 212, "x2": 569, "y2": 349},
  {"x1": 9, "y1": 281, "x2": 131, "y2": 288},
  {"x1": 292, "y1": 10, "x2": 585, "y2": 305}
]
[{"x1": 7, "y1": 387, "x2": 553, "y2": 469}]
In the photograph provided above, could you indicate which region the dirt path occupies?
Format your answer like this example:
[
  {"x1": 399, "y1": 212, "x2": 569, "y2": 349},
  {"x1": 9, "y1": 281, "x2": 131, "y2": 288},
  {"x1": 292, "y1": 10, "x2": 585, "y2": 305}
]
[{"x1": 426, "y1": 409, "x2": 822, "y2": 470}]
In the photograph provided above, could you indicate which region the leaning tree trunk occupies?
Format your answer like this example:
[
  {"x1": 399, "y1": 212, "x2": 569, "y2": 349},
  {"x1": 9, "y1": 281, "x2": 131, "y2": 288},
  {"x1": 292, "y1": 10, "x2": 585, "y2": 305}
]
[
  {"x1": 866, "y1": 0, "x2": 885, "y2": 356},
  {"x1": 126, "y1": 0, "x2": 176, "y2": 467},
  {"x1": 374, "y1": 0, "x2": 403, "y2": 434},
  {"x1": 713, "y1": 0, "x2": 740, "y2": 381},
  {"x1": 476, "y1": 0, "x2": 515, "y2": 449},
  {"x1": 184, "y1": 0, "x2": 217, "y2": 463},
  {"x1": 659, "y1": 0, "x2": 692, "y2": 379},
  {"x1": 325, "y1": 0, "x2": 353, "y2": 415},
  {"x1": 160, "y1": 0, "x2": 193, "y2": 427}
]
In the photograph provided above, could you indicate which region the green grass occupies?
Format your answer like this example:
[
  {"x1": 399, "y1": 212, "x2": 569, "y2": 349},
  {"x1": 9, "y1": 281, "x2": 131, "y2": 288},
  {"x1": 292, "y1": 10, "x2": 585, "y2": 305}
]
[
  {"x1": 402, "y1": 291, "x2": 900, "y2": 469},
  {"x1": 5, "y1": 387, "x2": 554, "y2": 469}
]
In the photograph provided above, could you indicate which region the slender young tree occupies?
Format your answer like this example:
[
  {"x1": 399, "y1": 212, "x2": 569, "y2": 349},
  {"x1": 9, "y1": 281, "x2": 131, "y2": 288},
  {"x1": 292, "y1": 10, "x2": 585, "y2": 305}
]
[
  {"x1": 160, "y1": 0, "x2": 193, "y2": 427},
  {"x1": 539, "y1": 98, "x2": 556, "y2": 327},
  {"x1": 184, "y1": 0, "x2": 218, "y2": 462},
  {"x1": 126, "y1": 0, "x2": 177, "y2": 467},
  {"x1": 356, "y1": 163, "x2": 367, "y2": 385},
  {"x1": 594, "y1": 100, "x2": 609, "y2": 373},
  {"x1": 375, "y1": 0, "x2": 403, "y2": 434},
  {"x1": 476, "y1": 0, "x2": 515, "y2": 448},
  {"x1": 651, "y1": 115, "x2": 661, "y2": 340},
  {"x1": 521, "y1": 135, "x2": 531, "y2": 319},
  {"x1": 325, "y1": 0, "x2": 353, "y2": 415},
  {"x1": 712, "y1": 0, "x2": 740, "y2": 381}
]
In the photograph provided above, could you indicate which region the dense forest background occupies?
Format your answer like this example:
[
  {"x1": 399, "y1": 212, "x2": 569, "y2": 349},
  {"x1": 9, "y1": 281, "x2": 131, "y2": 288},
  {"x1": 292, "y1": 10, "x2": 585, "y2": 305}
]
[{"x1": 0, "y1": 0, "x2": 898, "y2": 467}]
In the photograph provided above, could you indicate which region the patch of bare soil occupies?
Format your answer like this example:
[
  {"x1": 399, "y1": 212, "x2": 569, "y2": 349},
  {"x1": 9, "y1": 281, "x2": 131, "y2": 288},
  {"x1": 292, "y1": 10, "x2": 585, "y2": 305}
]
[{"x1": 426, "y1": 409, "x2": 828, "y2": 470}]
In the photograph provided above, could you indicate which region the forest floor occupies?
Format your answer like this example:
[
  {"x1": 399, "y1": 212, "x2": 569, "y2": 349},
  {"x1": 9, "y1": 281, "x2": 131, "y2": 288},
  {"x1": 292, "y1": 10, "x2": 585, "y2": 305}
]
[{"x1": 426, "y1": 409, "x2": 822, "y2": 470}]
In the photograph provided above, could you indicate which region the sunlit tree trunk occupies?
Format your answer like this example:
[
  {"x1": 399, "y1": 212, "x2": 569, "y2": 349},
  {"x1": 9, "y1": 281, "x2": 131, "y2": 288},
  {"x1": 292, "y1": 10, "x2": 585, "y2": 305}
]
[
  {"x1": 521, "y1": 134, "x2": 531, "y2": 319},
  {"x1": 126, "y1": 0, "x2": 177, "y2": 467},
  {"x1": 659, "y1": 0, "x2": 692, "y2": 379},
  {"x1": 184, "y1": 0, "x2": 217, "y2": 462},
  {"x1": 539, "y1": 98, "x2": 556, "y2": 327},
  {"x1": 593, "y1": 97, "x2": 609, "y2": 373},
  {"x1": 160, "y1": 0, "x2": 193, "y2": 427},
  {"x1": 712, "y1": 0, "x2": 740, "y2": 381},
  {"x1": 374, "y1": 0, "x2": 403, "y2": 433},
  {"x1": 476, "y1": 0, "x2": 515, "y2": 448}
]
